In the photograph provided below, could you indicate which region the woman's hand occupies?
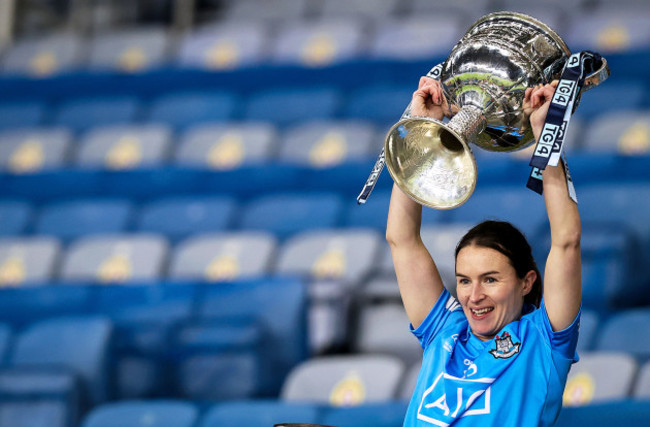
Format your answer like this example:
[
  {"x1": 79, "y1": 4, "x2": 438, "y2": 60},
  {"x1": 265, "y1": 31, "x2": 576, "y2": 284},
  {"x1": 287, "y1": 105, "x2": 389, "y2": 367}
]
[
  {"x1": 523, "y1": 80, "x2": 559, "y2": 138},
  {"x1": 411, "y1": 77, "x2": 451, "y2": 121}
]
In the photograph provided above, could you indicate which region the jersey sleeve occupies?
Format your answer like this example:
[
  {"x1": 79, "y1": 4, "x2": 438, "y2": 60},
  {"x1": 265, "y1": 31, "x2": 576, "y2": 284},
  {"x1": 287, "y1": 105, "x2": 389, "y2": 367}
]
[
  {"x1": 410, "y1": 288, "x2": 465, "y2": 349},
  {"x1": 529, "y1": 299, "x2": 580, "y2": 362}
]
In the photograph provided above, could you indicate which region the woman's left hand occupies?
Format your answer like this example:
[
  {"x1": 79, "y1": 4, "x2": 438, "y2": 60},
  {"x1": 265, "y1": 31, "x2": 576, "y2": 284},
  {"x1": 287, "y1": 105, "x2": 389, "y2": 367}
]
[{"x1": 524, "y1": 80, "x2": 559, "y2": 137}]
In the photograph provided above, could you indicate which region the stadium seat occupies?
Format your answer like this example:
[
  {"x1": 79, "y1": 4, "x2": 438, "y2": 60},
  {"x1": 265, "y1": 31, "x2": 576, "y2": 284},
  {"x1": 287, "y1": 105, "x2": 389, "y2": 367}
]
[
  {"x1": 0, "y1": 127, "x2": 72, "y2": 174},
  {"x1": 0, "y1": 367, "x2": 82, "y2": 427},
  {"x1": 572, "y1": 81, "x2": 646, "y2": 122},
  {"x1": 352, "y1": 301, "x2": 423, "y2": 367},
  {"x1": 449, "y1": 184, "x2": 548, "y2": 239},
  {"x1": 170, "y1": 320, "x2": 263, "y2": 400},
  {"x1": 88, "y1": 27, "x2": 170, "y2": 73},
  {"x1": 399, "y1": 361, "x2": 422, "y2": 401},
  {"x1": 136, "y1": 196, "x2": 237, "y2": 242},
  {"x1": 81, "y1": 400, "x2": 199, "y2": 427},
  {"x1": 146, "y1": 91, "x2": 238, "y2": 131},
  {"x1": 497, "y1": 2, "x2": 573, "y2": 30},
  {"x1": 239, "y1": 192, "x2": 345, "y2": 239},
  {"x1": 75, "y1": 124, "x2": 172, "y2": 170},
  {"x1": 275, "y1": 228, "x2": 383, "y2": 285},
  {"x1": 0, "y1": 201, "x2": 32, "y2": 236},
  {"x1": 92, "y1": 283, "x2": 196, "y2": 400},
  {"x1": 177, "y1": 22, "x2": 270, "y2": 70},
  {"x1": 345, "y1": 188, "x2": 392, "y2": 230},
  {"x1": 0, "y1": 236, "x2": 60, "y2": 286},
  {"x1": 197, "y1": 277, "x2": 309, "y2": 396},
  {"x1": 315, "y1": 0, "x2": 402, "y2": 19},
  {"x1": 407, "y1": 0, "x2": 492, "y2": 22},
  {"x1": 344, "y1": 85, "x2": 413, "y2": 128},
  {"x1": 577, "y1": 310, "x2": 599, "y2": 353},
  {"x1": 243, "y1": 86, "x2": 342, "y2": 127},
  {"x1": 200, "y1": 401, "x2": 322, "y2": 427},
  {"x1": 53, "y1": 96, "x2": 141, "y2": 134},
  {"x1": 10, "y1": 316, "x2": 113, "y2": 406},
  {"x1": 595, "y1": 308, "x2": 650, "y2": 359},
  {"x1": 168, "y1": 232, "x2": 277, "y2": 282},
  {"x1": 565, "y1": 9, "x2": 650, "y2": 54},
  {"x1": 562, "y1": 352, "x2": 637, "y2": 407},
  {"x1": 581, "y1": 110, "x2": 650, "y2": 155},
  {"x1": 221, "y1": 0, "x2": 311, "y2": 22},
  {"x1": 271, "y1": 19, "x2": 367, "y2": 67},
  {"x1": 279, "y1": 120, "x2": 377, "y2": 168},
  {"x1": 34, "y1": 198, "x2": 133, "y2": 241},
  {"x1": 0, "y1": 101, "x2": 47, "y2": 131},
  {"x1": 556, "y1": 400, "x2": 650, "y2": 427},
  {"x1": 321, "y1": 401, "x2": 409, "y2": 427},
  {"x1": 634, "y1": 360, "x2": 650, "y2": 399},
  {"x1": 368, "y1": 15, "x2": 463, "y2": 61},
  {"x1": 1, "y1": 32, "x2": 84, "y2": 77},
  {"x1": 175, "y1": 122, "x2": 277, "y2": 170},
  {"x1": 59, "y1": 234, "x2": 168, "y2": 284},
  {"x1": 280, "y1": 354, "x2": 405, "y2": 406},
  {"x1": 308, "y1": 279, "x2": 354, "y2": 354},
  {"x1": 0, "y1": 285, "x2": 92, "y2": 328},
  {"x1": 0, "y1": 323, "x2": 11, "y2": 363}
]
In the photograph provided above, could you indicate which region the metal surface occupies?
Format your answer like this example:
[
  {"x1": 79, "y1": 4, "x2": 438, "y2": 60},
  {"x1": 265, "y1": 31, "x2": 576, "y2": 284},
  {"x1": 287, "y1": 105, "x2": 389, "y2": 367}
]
[{"x1": 385, "y1": 11, "x2": 609, "y2": 209}]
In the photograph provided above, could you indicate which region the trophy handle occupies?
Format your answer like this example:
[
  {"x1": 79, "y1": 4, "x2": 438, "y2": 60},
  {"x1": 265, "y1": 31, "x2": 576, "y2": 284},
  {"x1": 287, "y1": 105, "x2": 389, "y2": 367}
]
[{"x1": 582, "y1": 56, "x2": 610, "y2": 92}]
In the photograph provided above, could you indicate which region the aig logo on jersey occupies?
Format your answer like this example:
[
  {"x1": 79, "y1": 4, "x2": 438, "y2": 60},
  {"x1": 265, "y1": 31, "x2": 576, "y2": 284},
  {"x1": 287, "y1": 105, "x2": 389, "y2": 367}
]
[{"x1": 417, "y1": 373, "x2": 494, "y2": 426}]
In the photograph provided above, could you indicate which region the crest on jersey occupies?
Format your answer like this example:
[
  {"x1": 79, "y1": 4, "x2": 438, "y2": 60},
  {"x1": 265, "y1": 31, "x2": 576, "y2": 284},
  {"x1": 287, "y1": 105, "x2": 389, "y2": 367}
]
[{"x1": 489, "y1": 332, "x2": 520, "y2": 359}]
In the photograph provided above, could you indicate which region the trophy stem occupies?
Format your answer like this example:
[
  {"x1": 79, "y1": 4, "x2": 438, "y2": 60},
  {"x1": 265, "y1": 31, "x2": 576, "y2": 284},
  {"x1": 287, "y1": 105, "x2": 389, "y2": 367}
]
[{"x1": 446, "y1": 106, "x2": 486, "y2": 147}]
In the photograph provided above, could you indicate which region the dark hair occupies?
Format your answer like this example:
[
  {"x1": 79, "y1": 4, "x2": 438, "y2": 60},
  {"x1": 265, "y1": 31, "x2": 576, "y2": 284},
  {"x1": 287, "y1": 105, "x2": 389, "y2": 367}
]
[{"x1": 455, "y1": 220, "x2": 542, "y2": 308}]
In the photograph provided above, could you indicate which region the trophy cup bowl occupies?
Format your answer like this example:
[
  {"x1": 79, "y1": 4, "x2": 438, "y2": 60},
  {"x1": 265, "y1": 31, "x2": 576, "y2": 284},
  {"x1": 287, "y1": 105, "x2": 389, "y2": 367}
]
[{"x1": 385, "y1": 11, "x2": 609, "y2": 209}]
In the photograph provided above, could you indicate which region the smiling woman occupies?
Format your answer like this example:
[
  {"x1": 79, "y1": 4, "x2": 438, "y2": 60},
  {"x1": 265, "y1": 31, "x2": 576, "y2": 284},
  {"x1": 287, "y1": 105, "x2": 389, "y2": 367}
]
[{"x1": 385, "y1": 77, "x2": 582, "y2": 426}]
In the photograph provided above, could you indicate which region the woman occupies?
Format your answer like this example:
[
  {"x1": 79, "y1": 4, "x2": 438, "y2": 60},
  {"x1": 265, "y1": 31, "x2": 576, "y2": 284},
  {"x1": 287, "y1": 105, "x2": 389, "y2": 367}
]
[{"x1": 387, "y1": 77, "x2": 581, "y2": 426}]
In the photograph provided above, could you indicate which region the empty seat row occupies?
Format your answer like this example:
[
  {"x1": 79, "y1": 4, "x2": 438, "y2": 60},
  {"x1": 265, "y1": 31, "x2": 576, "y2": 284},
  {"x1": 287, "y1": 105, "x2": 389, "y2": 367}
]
[{"x1": 4, "y1": 3, "x2": 649, "y2": 78}]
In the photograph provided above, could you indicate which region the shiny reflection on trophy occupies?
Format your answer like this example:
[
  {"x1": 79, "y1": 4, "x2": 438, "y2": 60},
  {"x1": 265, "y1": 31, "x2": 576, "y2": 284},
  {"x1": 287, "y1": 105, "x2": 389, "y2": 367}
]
[{"x1": 384, "y1": 11, "x2": 609, "y2": 209}]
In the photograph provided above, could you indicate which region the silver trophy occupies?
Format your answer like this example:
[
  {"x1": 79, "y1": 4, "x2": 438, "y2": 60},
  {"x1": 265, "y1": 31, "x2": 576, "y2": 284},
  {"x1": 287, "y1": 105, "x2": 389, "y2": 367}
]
[{"x1": 384, "y1": 11, "x2": 609, "y2": 209}]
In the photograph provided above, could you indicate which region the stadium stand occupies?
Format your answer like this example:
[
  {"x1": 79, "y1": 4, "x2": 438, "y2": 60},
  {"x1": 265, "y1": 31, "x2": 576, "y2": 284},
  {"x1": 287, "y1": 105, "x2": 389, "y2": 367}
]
[{"x1": 0, "y1": 0, "x2": 648, "y2": 425}]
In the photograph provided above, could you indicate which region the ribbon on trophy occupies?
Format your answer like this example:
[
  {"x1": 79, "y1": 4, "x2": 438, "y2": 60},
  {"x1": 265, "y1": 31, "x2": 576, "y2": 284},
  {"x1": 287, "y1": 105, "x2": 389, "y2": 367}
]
[
  {"x1": 526, "y1": 51, "x2": 604, "y2": 203},
  {"x1": 356, "y1": 63, "x2": 444, "y2": 205}
]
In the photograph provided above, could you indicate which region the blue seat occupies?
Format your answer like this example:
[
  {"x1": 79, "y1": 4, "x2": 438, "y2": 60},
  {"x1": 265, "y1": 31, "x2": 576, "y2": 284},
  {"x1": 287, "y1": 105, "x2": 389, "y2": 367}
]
[
  {"x1": 2, "y1": 32, "x2": 84, "y2": 77},
  {"x1": 239, "y1": 192, "x2": 344, "y2": 239},
  {"x1": 53, "y1": 96, "x2": 140, "y2": 134},
  {"x1": 577, "y1": 310, "x2": 599, "y2": 353},
  {"x1": 581, "y1": 110, "x2": 650, "y2": 154},
  {"x1": 0, "y1": 101, "x2": 46, "y2": 131},
  {"x1": 271, "y1": 19, "x2": 366, "y2": 67},
  {"x1": 92, "y1": 283, "x2": 196, "y2": 399},
  {"x1": 556, "y1": 400, "x2": 650, "y2": 427},
  {"x1": 565, "y1": 9, "x2": 650, "y2": 54},
  {"x1": 88, "y1": 27, "x2": 170, "y2": 73},
  {"x1": 81, "y1": 400, "x2": 199, "y2": 427},
  {"x1": 449, "y1": 184, "x2": 547, "y2": 239},
  {"x1": 243, "y1": 87, "x2": 342, "y2": 127},
  {"x1": 200, "y1": 401, "x2": 322, "y2": 427},
  {"x1": 595, "y1": 308, "x2": 650, "y2": 359},
  {"x1": 146, "y1": 91, "x2": 237, "y2": 131},
  {"x1": 136, "y1": 196, "x2": 237, "y2": 242},
  {"x1": 573, "y1": 81, "x2": 646, "y2": 122},
  {"x1": 0, "y1": 127, "x2": 72, "y2": 174},
  {"x1": 171, "y1": 320, "x2": 263, "y2": 400},
  {"x1": 0, "y1": 323, "x2": 12, "y2": 363},
  {"x1": 0, "y1": 236, "x2": 61, "y2": 286},
  {"x1": 322, "y1": 401, "x2": 409, "y2": 427},
  {"x1": 0, "y1": 200, "x2": 32, "y2": 236},
  {"x1": 0, "y1": 368, "x2": 81, "y2": 427},
  {"x1": 34, "y1": 198, "x2": 133, "y2": 241},
  {"x1": 197, "y1": 278, "x2": 309, "y2": 396},
  {"x1": 0, "y1": 285, "x2": 92, "y2": 328},
  {"x1": 345, "y1": 188, "x2": 392, "y2": 230},
  {"x1": 10, "y1": 316, "x2": 113, "y2": 406},
  {"x1": 176, "y1": 22, "x2": 270, "y2": 70},
  {"x1": 344, "y1": 85, "x2": 413, "y2": 129}
]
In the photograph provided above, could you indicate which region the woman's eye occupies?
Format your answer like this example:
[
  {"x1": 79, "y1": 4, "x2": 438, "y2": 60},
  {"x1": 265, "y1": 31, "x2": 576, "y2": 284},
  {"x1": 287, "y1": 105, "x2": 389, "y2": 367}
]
[
  {"x1": 457, "y1": 278, "x2": 470, "y2": 285},
  {"x1": 485, "y1": 277, "x2": 497, "y2": 284}
]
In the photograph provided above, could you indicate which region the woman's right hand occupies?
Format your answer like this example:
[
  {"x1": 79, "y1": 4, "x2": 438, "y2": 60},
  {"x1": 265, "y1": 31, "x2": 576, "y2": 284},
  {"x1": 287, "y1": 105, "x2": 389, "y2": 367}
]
[{"x1": 411, "y1": 77, "x2": 451, "y2": 121}]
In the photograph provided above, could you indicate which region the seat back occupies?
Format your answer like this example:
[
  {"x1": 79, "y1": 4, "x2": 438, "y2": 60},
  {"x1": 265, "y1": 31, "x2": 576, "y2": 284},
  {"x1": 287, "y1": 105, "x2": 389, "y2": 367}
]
[
  {"x1": 81, "y1": 400, "x2": 199, "y2": 427},
  {"x1": 0, "y1": 237, "x2": 60, "y2": 286},
  {"x1": 0, "y1": 127, "x2": 72, "y2": 174}
]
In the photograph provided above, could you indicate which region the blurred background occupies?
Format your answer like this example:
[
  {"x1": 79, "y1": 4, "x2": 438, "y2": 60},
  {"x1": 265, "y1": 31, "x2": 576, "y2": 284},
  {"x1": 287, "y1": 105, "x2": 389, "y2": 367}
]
[{"x1": 0, "y1": 0, "x2": 649, "y2": 426}]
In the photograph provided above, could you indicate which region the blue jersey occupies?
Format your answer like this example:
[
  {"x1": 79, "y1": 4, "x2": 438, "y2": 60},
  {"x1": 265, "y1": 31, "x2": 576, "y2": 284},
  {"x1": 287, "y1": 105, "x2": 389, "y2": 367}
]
[{"x1": 404, "y1": 289, "x2": 580, "y2": 427}]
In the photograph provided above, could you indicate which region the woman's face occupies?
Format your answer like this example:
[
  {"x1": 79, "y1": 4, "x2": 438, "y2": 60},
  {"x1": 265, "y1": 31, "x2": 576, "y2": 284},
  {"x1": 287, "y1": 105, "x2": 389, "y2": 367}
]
[{"x1": 455, "y1": 245, "x2": 535, "y2": 341}]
